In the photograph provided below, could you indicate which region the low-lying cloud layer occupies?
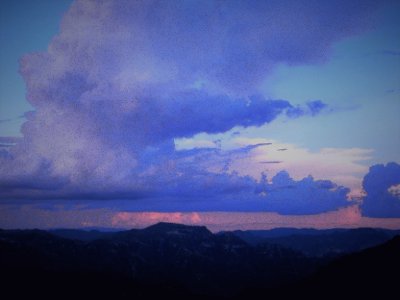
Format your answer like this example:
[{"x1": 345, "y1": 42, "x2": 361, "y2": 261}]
[{"x1": 0, "y1": 0, "x2": 387, "y2": 215}]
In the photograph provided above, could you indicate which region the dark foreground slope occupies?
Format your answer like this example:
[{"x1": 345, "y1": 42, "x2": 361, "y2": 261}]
[
  {"x1": 237, "y1": 235, "x2": 400, "y2": 299},
  {"x1": 304, "y1": 235, "x2": 400, "y2": 297},
  {"x1": 0, "y1": 223, "x2": 399, "y2": 299}
]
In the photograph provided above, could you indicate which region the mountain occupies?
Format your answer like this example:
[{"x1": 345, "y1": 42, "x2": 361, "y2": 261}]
[
  {"x1": 232, "y1": 228, "x2": 400, "y2": 256},
  {"x1": 1, "y1": 224, "x2": 398, "y2": 299},
  {"x1": 231, "y1": 228, "x2": 342, "y2": 241},
  {"x1": 49, "y1": 228, "x2": 116, "y2": 241},
  {"x1": 0, "y1": 223, "x2": 312, "y2": 299},
  {"x1": 236, "y1": 235, "x2": 400, "y2": 299},
  {"x1": 301, "y1": 235, "x2": 400, "y2": 297}
]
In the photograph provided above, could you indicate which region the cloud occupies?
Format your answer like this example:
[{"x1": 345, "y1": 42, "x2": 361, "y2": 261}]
[
  {"x1": 252, "y1": 171, "x2": 351, "y2": 214},
  {"x1": 361, "y1": 162, "x2": 400, "y2": 218},
  {"x1": 260, "y1": 161, "x2": 283, "y2": 164},
  {"x1": 112, "y1": 212, "x2": 202, "y2": 228},
  {"x1": 0, "y1": 0, "x2": 384, "y2": 215},
  {"x1": 1, "y1": 169, "x2": 352, "y2": 215},
  {"x1": 214, "y1": 137, "x2": 373, "y2": 195},
  {"x1": 286, "y1": 100, "x2": 329, "y2": 118},
  {"x1": 133, "y1": 93, "x2": 295, "y2": 139},
  {"x1": 2, "y1": 204, "x2": 400, "y2": 231},
  {"x1": 388, "y1": 184, "x2": 400, "y2": 198},
  {"x1": 0, "y1": 136, "x2": 21, "y2": 144},
  {"x1": 23, "y1": 0, "x2": 380, "y2": 97}
]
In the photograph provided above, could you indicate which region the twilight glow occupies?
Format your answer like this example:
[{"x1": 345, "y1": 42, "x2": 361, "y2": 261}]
[{"x1": 0, "y1": 0, "x2": 399, "y2": 230}]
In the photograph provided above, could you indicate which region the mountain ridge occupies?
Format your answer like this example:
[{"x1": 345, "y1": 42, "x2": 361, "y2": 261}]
[{"x1": 1, "y1": 223, "x2": 399, "y2": 299}]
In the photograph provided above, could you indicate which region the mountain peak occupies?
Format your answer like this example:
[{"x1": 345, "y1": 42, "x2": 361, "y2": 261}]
[{"x1": 143, "y1": 222, "x2": 212, "y2": 236}]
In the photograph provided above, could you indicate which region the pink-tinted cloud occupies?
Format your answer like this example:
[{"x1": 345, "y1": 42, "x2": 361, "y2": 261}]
[
  {"x1": 112, "y1": 212, "x2": 202, "y2": 228},
  {"x1": 1, "y1": 204, "x2": 400, "y2": 232}
]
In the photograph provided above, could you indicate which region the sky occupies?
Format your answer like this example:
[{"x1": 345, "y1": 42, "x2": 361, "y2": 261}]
[{"x1": 0, "y1": 0, "x2": 399, "y2": 231}]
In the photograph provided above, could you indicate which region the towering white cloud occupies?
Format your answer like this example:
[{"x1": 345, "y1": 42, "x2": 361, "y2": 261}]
[{"x1": 0, "y1": 0, "x2": 384, "y2": 214}]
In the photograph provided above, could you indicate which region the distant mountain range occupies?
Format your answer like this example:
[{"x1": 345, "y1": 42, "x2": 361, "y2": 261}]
[
  {"x1": 1, "y1": 223, "x2": 399, "y2": 299},
  {"x1": 231, "y1": 227, "x2": 400, "y2": 256}
]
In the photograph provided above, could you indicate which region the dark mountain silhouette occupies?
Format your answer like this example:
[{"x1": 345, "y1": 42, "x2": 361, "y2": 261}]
[
  {"x1": 1, "y1": 224, "x2": 399, "y2": 299},
  {"x1": 0, "y1": 223, "x2": 311, "y2": 299},
  {"x1": 232, "y1": 227, "x2": 339, "y2": 241},
  {"x1": 233, "y1": 227, "x2": 400, "y2": 256},
  {"x1": 303, "y1": 235, "x2": 400, "y2": 297},
  {"x1": 236, "y1": 235, "x2": 400, "y2": 298},
  {"x1": 49, "y1": 228, "x2": 116, "y2": 241}
]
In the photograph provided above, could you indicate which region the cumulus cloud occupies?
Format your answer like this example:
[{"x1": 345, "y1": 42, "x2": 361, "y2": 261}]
[
  {"x1": 252, "y1": 171, "x2": 351, "y2": 215},
  {"x1": 0, "y1": 0, "x2": 384, "y2": 214},
  {"x1": 23, "y1": 0, "x2": 380, "y2": 97},
  {"x1": 361, "y1": 162, "x2": 400, "y2": 218}
]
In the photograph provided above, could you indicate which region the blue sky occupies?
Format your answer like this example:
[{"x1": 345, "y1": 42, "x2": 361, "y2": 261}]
[
  {"x1": 259, "y1": 4, "x2": 400, "y2": 162},
  {"x1": 0, "y1": 0, "x2": 72, "y2": 135},
  {"x1": 0, "y1": 0, "x2": 399, "y2": 229}
]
